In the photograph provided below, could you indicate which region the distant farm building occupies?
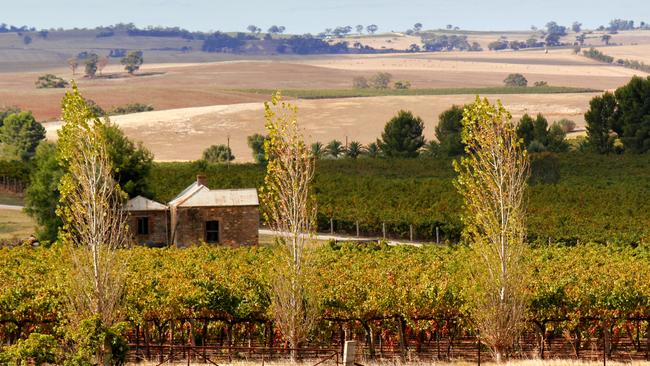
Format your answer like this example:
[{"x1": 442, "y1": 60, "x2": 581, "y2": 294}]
[{"x1": 125, "y1": 175, "x2": 259, "y2": 247}]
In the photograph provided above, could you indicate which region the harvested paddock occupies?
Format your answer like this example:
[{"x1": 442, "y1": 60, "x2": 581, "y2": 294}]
[
  {"x1": 44, "y1": 93, "x2": 597, "y2": 162},
  {"x1": 0, "y1": 46, "x2": 642, "y2": 121}
]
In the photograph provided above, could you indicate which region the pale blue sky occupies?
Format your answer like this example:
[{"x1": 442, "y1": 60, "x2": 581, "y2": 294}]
[{"x1": 3, "y1": 0, "x2": 649, "y2": 33}]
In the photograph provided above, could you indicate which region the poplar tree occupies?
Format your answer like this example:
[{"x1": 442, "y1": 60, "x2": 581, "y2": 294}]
[
  {"x1": 261, "y1": 92, "x2": 317, "y2": 362},
  {"x1": 454, "y1": 97, "x2": 530, "y2": 363}
]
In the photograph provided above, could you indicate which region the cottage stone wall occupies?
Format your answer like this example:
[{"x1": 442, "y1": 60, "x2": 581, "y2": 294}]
[
  {"x1": 127, "y1": 210, "x2": 168, "y2": 246},
  {"x1": 174, "y1": 206, "x2": 259, "y2": 247}
]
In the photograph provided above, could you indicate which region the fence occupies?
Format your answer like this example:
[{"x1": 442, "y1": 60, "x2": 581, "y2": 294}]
[{"x1": 125, "y1": 318, "x2": 650, "y2": 364}]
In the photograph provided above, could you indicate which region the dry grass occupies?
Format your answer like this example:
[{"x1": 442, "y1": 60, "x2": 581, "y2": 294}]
[
  {"x1": 44, "y1": 93, "x2": 598, "y2": 162},
  {"x1": 0, "y1": 208, "x2": 35, "y2": 240}
]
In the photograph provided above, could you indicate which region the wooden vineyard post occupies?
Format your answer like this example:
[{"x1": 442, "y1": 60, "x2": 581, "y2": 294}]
[
  {"x1": 330, "y1": 218, "x2": 334, "y2": 235},
  {"x1": 409, "y1": 224, "x2": 413, "y2": 241},
  {"x1": 436, "y1": 226, "x2": 440, "y2": 244},
  {"x1": 356, "y1": 221, "x2": 359, "y2": 237},
  {"x1": 382, "y1": 222, "x2": 386, "y2": 239},
  {"x1": 343, "y1": 340, "x2": 357, "y2": 366}
]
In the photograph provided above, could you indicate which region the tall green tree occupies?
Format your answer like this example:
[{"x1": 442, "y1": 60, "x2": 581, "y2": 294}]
[
  {"x1": 0, "y1": 111, "x2": 45, "y2": 161},
  {"x1": 435, "y1": 105, "x2": 465, "y2": 156},
  {"x1": 378, "y1": 110, "x2": 425, "y2": 158},
  {"x1": 24, "y1": 104, "x2": 152, "y2": 241},
  {"x1": 516, "y1": 114, "x2": 535, "y2": 146},
  {"x1": 585, "y1": 92, "x2": 618, "y2": 153},
  {"x1": 532, "y1": 113, "x2": 549, "y2": 145},
  {"x1": 24, "y1": 142, "x2": 63, "y2": 242},
  {"x1": 98, "y1": 122, "x2": 153, "y2": 196},
  {"x1": 616, "y1": 76, "x2": 650, "y2": 152}
]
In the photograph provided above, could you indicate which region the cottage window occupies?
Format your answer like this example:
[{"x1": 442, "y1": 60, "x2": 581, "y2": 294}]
[
  {"x1": 137, "y1": 217, "x2": 149, "y2": 235},
  {"x1": 205, "y1": 220, "x2": 219, "y2": 243}
]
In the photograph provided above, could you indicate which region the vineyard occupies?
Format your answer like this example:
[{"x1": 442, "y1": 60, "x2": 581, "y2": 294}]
[
  {"x1": 148, "y1": 152, "x2": 650, "y2": 245},
  {"x1": 1, "y1": 243, "x2": 649, "y2": 362}
]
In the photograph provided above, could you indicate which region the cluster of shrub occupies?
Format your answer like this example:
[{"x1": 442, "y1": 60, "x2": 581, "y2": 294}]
[
  {"x1": 352, "y1": 72, "x2": 410, "y2": 89},
  {"x1": 582, "y1": 47, "x2": 615, "y2": 63},
  {"x1": 277, "y1": 35, "x2": 351, "y2": 55},
  {"x1": 0, "y1": 23, "x2": 34, "y2": 33},
  {"x1": 34, "y1": 74, "x2": 67, "y2": 89},
  {"x1": 421, "y1": 34, "x2": 481, "y2": 51},
  {"x1": 502, "y1": 73, "x2": 548, "y2": 87},
  {"x1": 488, "y1": 38, "x2": 545, "y2": 50},
  {"x1": 70, "y1": 50, "x2": 144, "y2": 77}
]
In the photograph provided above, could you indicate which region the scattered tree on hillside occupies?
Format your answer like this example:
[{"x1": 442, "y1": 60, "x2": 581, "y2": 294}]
[
  {"x1": 366, "y1": 24, "x2": 378, "y2": 34},
  {"x1": 503, "y1": 73, "x2": 528, "y2": 87},
  {"x1": 261, "y1": 92, "x2": 317, "y2": 362},
  {"x1": 121, "y1": 51, "x2": 143, "y2": 74},
  {"x1": 268, "y1": 25, "x2": 286, "y2": 35},
  {"x1": 56, "y1": 84, "x2": 130, "y2": 364},
  {"x1": 377, "y1": 110, "x2": 425, "y2": 158},
  {"x1": 545, "y1": 21, "x2": 567, "y2": 46},
  {"x1": 572, "y1": 21, "x2": 582, "y2": 33},
  {"x1": 454, "y1": 97, "x2": 530, "y2": 363},
  {"x1": 435, "y1": 105, "x2": 466, "y2": 156},
  {"x1": 352, "y1": 76, "x2": 369, "y2": 89},
  {"x1": 0, "y1": 111, "x2": 45, "y2": 161},
  {"x1": 601, "y1": 34, "x2": 612, "y2": 45},
  {"x1": 83, "y1": 53, "x2": 99, "y2": 78},
  {"x1": 67, "y1": 58, "x2": 78, "y2": 75},
  {"x1": 97, "y1": 56, "x2": 109, "y2": 75},
  {"x1": 202, "y1": 144, "x2": 234, "y2": 163},
  {"x1": 370, "y1": 72, "x2": 392, "y2": 89},
  {"x1": 247, "y1": 25, "x2": 261, "y2": 34},
  {"x1": 355, "y1": 25, "x2": 364, "y2": 34}
]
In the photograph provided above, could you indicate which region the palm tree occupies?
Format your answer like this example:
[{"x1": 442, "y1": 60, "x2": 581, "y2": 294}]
[
  {"x1": 420, "y1": 141, "x2": 440, "y2": 157},
  {"x1": 311, "y1": 142, "x2": 324, "y2": 159},
  {"x1": 345, "y1": 141, "x2": 363, "y2": 158},
  {"x1": 325, "y1": 140, "x2": 344, "y2": 158},
  {"x1": 366, "y1": 142, "x2": 381, "y2": 158}
]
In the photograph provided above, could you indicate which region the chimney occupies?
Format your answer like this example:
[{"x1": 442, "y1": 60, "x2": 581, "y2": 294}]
[{"x1": 197, "y1": 174, "x2": 207, "y2": 187}]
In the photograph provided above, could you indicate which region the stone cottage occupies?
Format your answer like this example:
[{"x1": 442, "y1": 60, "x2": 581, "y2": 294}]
[{"x1": 125, "y1": 175, "x2": 259, "y2": 247}]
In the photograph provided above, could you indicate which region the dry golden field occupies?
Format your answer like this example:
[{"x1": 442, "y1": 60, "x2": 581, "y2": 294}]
[
  {"x1": 44, "y1": 92, "x2": 596, "y2": 162},
  {"x1": 2, "y1": 30, "x2": 649, "y2": 162}
]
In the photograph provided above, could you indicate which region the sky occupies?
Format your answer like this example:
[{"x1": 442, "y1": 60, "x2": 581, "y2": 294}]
[{"x1": 3, "y1": 0, "x2": 650, "y2": 33}]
